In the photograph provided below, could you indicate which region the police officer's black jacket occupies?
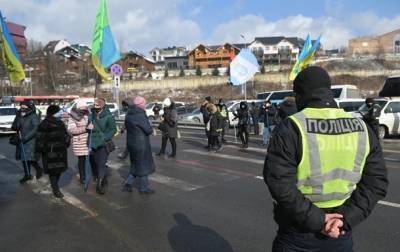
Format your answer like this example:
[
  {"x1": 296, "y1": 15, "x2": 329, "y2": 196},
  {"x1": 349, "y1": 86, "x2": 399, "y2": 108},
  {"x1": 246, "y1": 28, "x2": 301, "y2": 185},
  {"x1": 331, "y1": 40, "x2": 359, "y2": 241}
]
[{"x1": 263, "y1": 88, "x2": 388, "y2": 233}]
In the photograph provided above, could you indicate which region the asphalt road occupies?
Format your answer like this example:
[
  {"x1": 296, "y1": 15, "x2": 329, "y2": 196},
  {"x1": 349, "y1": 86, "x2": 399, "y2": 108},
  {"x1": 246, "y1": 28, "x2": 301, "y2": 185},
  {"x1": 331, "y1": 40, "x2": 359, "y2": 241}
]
[{"x1": 0, "y1": 128, "x2": 399, "y2": 252}]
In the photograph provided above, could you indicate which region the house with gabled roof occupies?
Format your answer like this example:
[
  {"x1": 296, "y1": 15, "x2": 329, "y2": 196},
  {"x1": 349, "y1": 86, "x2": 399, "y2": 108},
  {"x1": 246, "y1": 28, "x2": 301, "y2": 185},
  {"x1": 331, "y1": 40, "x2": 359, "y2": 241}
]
[
  {"x1": 248, "y1": 36, "x2": 306, "y2": 63},
  {"x1": 187, "y1": 43, "x2": 240, "y2": 69},
  {"x1": 117, "y1": 51, "x2": 155, "y2": 74},
  {"x1": 6, "y1": 21, "x2": 27, "y2": 59}
]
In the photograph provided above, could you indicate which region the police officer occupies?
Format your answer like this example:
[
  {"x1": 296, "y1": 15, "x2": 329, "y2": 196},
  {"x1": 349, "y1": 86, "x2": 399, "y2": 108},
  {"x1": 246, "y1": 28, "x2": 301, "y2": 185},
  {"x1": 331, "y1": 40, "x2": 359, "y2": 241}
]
[
  {"x1": 264, "y1": 66, "x2": 388, "y2": 251},
  {"x1": 217, "y1": 98, "x2": 229, "y2": 143}
]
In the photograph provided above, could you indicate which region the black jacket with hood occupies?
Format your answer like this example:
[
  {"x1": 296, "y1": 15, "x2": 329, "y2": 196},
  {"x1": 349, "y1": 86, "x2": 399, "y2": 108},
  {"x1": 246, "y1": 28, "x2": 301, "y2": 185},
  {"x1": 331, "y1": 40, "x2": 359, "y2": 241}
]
[{"x1": 263, "y1": 67, "x2": 388, "y2": 234}]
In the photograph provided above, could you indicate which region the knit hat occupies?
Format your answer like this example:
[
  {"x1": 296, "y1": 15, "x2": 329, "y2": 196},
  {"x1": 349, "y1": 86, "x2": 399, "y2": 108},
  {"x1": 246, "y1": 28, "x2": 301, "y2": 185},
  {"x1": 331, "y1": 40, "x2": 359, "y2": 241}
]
[
  {"x1": 75, "y1": 99, "x2": 88, "y2": 110},
  {"x1": 163, "y1": 97, "x2": 172, "y2": 107},
  {"x1": 47, "y1": 104, "x2": 60, "y2": 116},
  {"x1": 133, "y1": 96, "x2": 146, "y2": 110},
  {"x1": 293, "y1": 66, "x2": 331, "y2": 95}
]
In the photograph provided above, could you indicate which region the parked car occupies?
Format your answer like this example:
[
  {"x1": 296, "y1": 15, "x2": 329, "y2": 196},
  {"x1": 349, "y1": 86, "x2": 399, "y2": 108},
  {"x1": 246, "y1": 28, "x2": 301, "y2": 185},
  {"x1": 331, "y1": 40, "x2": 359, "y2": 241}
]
[
  {"x1": 177, "y1": 104, "x2": 197, "y2": 119},
  {"x1": 0, "y1": 106, "x2": 18, "y2": 134},
  {"x1": 336, "y1": 98, "x2": 365, "y2": 112},
  {"x1": 357, "y1": 97, "x2": 400, "y2": 139},
  {"x1": 181, "y1": 108, "x2": 203, "y2": 124}
]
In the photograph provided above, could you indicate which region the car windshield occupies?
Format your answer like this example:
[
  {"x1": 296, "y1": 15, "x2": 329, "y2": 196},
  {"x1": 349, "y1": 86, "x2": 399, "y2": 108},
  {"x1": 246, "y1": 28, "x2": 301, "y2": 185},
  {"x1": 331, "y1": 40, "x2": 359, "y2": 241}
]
[
  {"x1": 256, "y1": 92, "x2": 271, "y2": 99},
  {"x1": 145, "y1": 103, "x2": 154, "y2": 109},
  {"x1": 358, "y1": 100, "x2": 388, "y2": 112},
  {"x1": 269, "y1": 91, "x2": 294, "y2": 100},
  {"x1": 331, "y1": 88, "x2": 342, "y2": 99},
  {"x1": 0, "y1": 108, "x2": 17, "y2": 116}
]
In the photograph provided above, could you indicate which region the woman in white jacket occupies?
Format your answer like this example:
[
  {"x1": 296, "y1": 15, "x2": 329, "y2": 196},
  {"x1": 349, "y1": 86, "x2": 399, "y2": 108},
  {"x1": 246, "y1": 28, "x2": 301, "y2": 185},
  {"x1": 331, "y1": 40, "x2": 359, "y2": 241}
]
[{"x1": 67, "y1": 100, "x2": 89, "y2": 184}]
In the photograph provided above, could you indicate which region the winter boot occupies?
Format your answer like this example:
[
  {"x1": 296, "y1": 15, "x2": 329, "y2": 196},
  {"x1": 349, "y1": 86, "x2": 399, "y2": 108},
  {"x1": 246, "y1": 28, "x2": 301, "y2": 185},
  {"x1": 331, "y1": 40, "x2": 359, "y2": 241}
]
[{"x1": 96, "y1": 178, "x2": 107, "y2": 195}]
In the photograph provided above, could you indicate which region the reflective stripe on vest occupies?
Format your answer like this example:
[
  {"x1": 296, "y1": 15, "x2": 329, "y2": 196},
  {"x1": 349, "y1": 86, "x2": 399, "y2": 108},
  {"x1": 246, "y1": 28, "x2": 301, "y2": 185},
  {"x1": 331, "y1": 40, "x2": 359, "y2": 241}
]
[
  {"x1": 290, "y1": 108, "x2": 370, "y2": 208},
  {"x1": 218, "y1": 105, "x2": 228, "y2": 118}
]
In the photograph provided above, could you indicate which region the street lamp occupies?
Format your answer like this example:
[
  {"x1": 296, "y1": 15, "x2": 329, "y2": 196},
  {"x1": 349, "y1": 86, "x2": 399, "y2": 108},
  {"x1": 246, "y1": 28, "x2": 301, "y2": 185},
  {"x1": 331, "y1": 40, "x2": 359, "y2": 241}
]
[{"x1": 24, "y1": 65, "x2": 34, "y2": 96}]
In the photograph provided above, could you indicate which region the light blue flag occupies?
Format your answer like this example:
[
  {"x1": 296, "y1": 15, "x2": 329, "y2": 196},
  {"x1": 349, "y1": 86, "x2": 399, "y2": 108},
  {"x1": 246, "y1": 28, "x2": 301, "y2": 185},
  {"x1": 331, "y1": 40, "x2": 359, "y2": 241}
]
[{"x1": 230, "y1": 49, "x2": 259, "y2": 86}]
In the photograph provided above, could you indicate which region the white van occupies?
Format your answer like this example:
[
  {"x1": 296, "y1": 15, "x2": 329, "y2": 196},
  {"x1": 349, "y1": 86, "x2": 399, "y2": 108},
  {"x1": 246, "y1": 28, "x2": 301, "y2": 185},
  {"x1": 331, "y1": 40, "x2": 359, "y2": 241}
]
[
  {"x1": 358, "y1": 97, "x2": 400, "y2": 139},
  {"x1": 256, "y1": 85, "x2": 360, "y2": 103},
  {"x1": 336, "y1": 98, "x2": 365, "y2": 112},
  {"x1": 331, "y1": 85, "x2": 360, "y2": 99}
]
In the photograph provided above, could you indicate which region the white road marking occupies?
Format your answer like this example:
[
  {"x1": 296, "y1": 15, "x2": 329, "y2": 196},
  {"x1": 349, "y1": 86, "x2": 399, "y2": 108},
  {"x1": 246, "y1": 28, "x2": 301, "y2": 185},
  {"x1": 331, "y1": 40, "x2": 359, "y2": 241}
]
[
  {"x1": 63, "y1": 192, "x2": 99, "y2": 218},
  {"x1": 107, "y1": 161, "x2": 204, "y2": 192},
  {"x1": 184, "y1": 149, "x2": 264, "y2": 165},
  {"x1": 378, "y1": 200, "x2": 400, "y2": 208},
  {"x1": 255, "y1": 176, "x2": 264, "y2": 180},
  {"x1": 150, "y1": 173, "x2": 203, "y2": 192},
  {"x1": 0, "y1": 153, "x2": 6, "y2": 159}
]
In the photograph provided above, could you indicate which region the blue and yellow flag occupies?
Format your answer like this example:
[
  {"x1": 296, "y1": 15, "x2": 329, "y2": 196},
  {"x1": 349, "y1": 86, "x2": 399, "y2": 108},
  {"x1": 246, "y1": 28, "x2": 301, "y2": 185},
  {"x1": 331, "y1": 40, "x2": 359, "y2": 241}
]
[
  {"x1": 92, "y1": 0, "x2": 120, "y2": 80},
  {"x1": 0, "y1": 11, "x2": 25, "y2": 82},
  {"x1": 289, "y1": 34, "x2": 321, "y2": 81}
]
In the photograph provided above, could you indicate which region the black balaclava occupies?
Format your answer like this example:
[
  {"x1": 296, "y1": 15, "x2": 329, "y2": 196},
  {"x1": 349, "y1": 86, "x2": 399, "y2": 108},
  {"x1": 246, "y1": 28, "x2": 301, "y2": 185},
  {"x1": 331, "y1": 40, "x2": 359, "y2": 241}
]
[{"x1": 293, "y1": 66, "x2": 336, "y2": 111}]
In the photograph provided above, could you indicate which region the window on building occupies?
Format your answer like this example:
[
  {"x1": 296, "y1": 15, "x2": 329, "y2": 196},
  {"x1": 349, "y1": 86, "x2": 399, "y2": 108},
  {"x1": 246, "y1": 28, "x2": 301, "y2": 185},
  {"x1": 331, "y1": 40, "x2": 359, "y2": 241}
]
[{"x1": 395, "y1": 40, "x2": 400, "y2": 53}]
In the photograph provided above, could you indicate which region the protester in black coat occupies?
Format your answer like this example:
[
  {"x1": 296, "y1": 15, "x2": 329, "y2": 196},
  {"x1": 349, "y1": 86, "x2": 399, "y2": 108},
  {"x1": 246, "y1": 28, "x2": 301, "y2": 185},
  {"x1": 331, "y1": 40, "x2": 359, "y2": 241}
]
[
  {"x1": 264, "y1": 67, "x2": 388, "y2": 251},
  {"x1": 277, "y1": 96, "x2": 297, "y2": 121},
  {"x1": 200, "y1": 96, "x2": 212, "y2": 148},
  {"x1": 233, "y1": 101, "x2": 250, "y2": 148},
  {"x1": 36, "y1": 105, "x2": 69, "y2": 198},
  {"x1": 11, "y1": 100, "x2": 43, "y2": 183},
  {"x1": 206, "y1": 103, "x2": 222, "y2": 151},
  {"x1": 362, "y1": 97, "x2": 382, "y2": 138},
  {"x1": 123, "y1": 96, "x2": 156, "y2": 194},
  {"x1": 157, "y1": 97, "x2": 178, "y2": 158},
  {"x1": 249, "y1": 102, "x2": 260, "y2": 135}
]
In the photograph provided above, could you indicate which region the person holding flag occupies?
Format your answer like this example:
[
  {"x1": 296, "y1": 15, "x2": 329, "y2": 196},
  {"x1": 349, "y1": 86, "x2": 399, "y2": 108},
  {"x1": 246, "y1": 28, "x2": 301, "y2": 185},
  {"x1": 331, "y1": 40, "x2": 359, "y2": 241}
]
[{"x1": 83, "y1": 0, "x2": 120, "y2": 192}]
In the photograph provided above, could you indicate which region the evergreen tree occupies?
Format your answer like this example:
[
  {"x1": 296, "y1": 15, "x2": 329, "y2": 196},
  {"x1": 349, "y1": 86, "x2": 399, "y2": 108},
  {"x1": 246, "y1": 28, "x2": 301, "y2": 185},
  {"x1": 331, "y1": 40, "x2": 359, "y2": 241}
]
[
  {"x1": 212, "y1": 67, "x2": 219, "y2": 76},
  {"x1": 196, "y1": 67, "x2": 202, "y2": 76}
]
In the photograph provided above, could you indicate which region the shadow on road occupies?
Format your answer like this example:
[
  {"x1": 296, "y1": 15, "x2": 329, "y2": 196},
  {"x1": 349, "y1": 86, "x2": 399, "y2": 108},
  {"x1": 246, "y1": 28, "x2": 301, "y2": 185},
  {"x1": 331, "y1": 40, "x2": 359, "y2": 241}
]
[{"x1": 168, "y1": 213, "x2": 233, "y2": 252}]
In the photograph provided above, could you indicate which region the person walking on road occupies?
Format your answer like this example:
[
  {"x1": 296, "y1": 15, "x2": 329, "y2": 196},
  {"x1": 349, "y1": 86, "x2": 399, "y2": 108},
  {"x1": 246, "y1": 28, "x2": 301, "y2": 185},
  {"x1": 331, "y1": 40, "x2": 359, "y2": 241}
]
[
  {"x1": 11, "y1": 100, "x2": 43, "y2": 183},
  {"x1": 217, "y1": 98, "x2": 229, "y2": 143},
  {"x1": 117, "y1": 99, "x2": 131, "y2": 160},
  {"x1": 361, "y1": 97, "x2": 382, "y2": 138},
  {"x1": 36, "y1": 105, "x2": 70, "y2": 198},
  {"x1": 87, "y1": 98, "x2": 117, "y2": 195},
  {"x1": 264, "y1": 66, "x2": 388, "y2": 251},
  {"x1": 249, "y1": 101, "x2": 260, "y2": 135},
  {"x1": 122, "y1": 96, "x2": 156, "y2": 194},
  {"x1": 206, "y1": 103, "x2": 222, "y2": 152},
  {"x1": 233, "y1": 101, "x2": 250, "y2": 148},
  {"x1": 259, "y1": 100, "x2": 276, "y2": 147},
  {"x1": 200, "y1": 96, "x2": 212, "y2": 148},
  {"x1": 67, "y1": 100, "x2": 89, "y2": 184},
  {"x1": 157, "y1": 97, "x2": 178, "y2": 158}
]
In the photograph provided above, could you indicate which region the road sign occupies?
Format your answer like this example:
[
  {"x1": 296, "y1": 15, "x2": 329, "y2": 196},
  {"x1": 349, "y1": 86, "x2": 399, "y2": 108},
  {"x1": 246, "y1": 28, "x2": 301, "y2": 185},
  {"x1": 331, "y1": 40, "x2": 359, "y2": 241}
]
[
  {"x1": 114, "y1": 76, "x2": 120, "y2": 88},
  {"x1": 111, "y1": 64, "x2": 123, "y2": 76}
]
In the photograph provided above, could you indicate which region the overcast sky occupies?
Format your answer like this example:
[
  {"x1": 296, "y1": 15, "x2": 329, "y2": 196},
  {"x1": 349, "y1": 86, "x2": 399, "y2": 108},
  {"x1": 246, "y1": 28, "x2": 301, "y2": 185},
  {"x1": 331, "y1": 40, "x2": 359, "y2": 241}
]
[{"x1": 1, "y1": 0, "x2": 400, "y2": 54}]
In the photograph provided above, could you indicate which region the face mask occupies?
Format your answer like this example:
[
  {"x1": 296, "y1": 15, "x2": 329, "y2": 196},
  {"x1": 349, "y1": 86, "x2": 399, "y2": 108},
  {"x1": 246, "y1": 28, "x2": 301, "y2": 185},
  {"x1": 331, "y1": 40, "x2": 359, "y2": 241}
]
[{"x1": 54, "y1": 110, "x2": 63, "y2": 119}]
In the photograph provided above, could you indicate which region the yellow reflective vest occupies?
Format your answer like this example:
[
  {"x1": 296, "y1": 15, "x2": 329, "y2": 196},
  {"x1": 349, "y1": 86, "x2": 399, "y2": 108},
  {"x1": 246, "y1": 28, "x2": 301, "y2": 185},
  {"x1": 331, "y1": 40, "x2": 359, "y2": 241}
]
[{"x1": 289, "y1": 108, "x2": 370, "y2": 208}]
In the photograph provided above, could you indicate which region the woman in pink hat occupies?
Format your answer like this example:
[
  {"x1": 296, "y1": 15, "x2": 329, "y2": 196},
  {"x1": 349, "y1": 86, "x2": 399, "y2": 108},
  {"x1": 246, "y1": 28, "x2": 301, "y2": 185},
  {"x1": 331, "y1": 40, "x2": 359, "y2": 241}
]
[{"x1": 67, "y1": 100, "x2": 89, "y2": 184}]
